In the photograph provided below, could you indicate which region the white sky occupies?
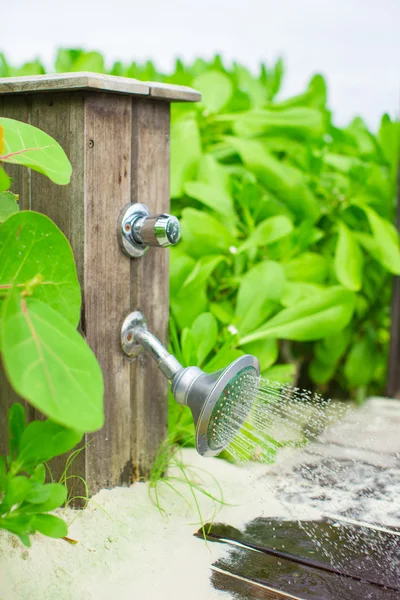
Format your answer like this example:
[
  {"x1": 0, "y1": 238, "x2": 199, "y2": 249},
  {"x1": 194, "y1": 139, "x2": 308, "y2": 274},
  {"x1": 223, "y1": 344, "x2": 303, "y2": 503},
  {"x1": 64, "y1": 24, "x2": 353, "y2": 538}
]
[{"x1": 2, "y1": 0, "x2": 399, "y2": 129}]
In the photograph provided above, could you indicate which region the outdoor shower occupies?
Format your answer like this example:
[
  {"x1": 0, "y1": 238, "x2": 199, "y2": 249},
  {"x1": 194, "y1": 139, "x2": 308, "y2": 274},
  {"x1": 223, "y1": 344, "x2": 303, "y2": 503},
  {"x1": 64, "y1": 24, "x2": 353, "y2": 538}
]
[{"x1": 121, "y1": 311, "x2": 260, "y2": 457}]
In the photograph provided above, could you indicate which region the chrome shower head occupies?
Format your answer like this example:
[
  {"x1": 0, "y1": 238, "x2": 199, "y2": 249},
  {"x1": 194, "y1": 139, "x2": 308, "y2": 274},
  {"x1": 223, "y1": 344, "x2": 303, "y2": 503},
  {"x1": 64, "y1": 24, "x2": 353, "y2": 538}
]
[{"x1": 121, "y1": 312, "x2": 260, "y2": 457}]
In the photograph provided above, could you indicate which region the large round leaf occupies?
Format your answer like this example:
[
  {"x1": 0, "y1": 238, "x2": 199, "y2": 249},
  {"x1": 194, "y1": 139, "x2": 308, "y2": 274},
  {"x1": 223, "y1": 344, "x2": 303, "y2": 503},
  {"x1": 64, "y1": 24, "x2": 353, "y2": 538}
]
[
  {"x1": 1, "y1": 291, "x2": 104, "y2": 432},
  {"x1": 0, "y1": 211, "x2": 81, "y2": 327},
  {"x1": 0, "y1": 118, "x2": 72, "y2": 185}
]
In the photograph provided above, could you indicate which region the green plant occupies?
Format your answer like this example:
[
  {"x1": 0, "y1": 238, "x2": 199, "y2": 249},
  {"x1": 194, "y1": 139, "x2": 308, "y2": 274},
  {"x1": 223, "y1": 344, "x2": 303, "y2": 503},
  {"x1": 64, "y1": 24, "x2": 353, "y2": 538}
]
[
  {"x1": 0, "y1": 116, "x2": 104, "y2": 542},
  {"x1": 0, "y1": 403, "x2": 82, "y2": 547},
  {"x1": 1, "y1": 49, "x2": 399, "y2": 442},
  {"x1": 149, "y1": 436, "x2": 227, "y2": 538},
  {"x1": 0, "y1": 118, "x2": 104, "y2": 431}
]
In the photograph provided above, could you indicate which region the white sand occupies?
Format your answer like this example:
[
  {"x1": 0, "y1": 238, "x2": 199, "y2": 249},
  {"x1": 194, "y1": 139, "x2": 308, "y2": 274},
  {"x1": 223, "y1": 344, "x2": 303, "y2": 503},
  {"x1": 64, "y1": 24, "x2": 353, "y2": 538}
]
[{"x1": 0, "y1": 449, "x2": 290, "y2": 600}]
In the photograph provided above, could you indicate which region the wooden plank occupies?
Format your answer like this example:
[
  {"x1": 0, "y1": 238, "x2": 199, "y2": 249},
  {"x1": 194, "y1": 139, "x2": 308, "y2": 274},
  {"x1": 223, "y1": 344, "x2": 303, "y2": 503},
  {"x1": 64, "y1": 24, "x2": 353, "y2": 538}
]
[
  {"x1": 387, "y1": 162, "x2": 400, "y2": 397},
  {"x1": 148, "y1": 81, "x2": 202, "y2": 102},
  {"x1": 0, "y1": 73, "x2": 201, "y2": 102},
  {"x1": 130, "y1": 99, "x2": 170, "y2": 479},
  {"x1": 0, "y1": 95, "x2": 33, "y2": 457},
  {"x1": 84, "y1": 93, "x2": 133, "y2": 492},
  {"x1": 29, "y1": 93, "x2": 85, "y2": 288},
  {"x1": 21, "y1": 92, "x2": 86, "y2": 494}
]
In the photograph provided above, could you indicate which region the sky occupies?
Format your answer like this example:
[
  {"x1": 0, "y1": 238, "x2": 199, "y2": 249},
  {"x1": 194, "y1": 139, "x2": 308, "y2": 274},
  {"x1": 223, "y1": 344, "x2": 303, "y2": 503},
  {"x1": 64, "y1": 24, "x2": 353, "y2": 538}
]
[{"x1": 2, "y1": 0, "x2": 399, "y2": 129}]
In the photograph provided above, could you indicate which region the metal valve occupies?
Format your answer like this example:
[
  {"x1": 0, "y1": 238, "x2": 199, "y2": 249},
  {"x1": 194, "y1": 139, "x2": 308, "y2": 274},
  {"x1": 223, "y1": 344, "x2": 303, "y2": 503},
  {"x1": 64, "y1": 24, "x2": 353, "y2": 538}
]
[{"x1": 118, "y1": 202, "x2": 181, "y2": 258}]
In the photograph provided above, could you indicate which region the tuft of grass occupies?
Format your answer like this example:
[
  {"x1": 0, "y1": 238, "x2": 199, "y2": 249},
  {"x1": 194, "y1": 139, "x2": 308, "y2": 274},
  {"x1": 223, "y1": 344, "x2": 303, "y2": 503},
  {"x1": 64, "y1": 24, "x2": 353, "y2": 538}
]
[{"x1": 149, "y1": 436, "x2": 231, "y2": 540}]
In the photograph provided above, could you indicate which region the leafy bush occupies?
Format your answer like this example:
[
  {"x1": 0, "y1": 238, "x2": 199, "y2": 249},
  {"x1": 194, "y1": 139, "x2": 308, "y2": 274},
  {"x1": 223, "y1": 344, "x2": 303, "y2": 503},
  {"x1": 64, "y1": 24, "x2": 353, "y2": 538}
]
[
  {"x1": 0, "y1": 116, "x2": 104, "y2": 542},
  {"x1": 0, "y1": 403, "x2": 82, "y2": 547},
  {"x1": 1, "y1": 50, "x2": 399, "y2": 444},
  {"x1": 0, "y1": 118, "x2": 103, "y2": 431}
]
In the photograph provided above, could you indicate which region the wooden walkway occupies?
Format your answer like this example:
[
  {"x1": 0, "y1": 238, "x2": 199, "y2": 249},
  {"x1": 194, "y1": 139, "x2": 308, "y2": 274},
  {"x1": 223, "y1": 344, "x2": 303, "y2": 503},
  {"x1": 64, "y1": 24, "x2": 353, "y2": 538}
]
[{"x1": 207, "y1": 397, "x2": 400, "y2": 599}]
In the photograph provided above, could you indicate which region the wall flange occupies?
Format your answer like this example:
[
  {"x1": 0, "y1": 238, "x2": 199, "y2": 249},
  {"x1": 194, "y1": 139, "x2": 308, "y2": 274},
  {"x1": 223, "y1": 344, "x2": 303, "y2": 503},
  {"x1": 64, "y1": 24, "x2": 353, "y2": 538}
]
[{"x1": 118, "y1": 202, "x2": 180, "y2": 258}]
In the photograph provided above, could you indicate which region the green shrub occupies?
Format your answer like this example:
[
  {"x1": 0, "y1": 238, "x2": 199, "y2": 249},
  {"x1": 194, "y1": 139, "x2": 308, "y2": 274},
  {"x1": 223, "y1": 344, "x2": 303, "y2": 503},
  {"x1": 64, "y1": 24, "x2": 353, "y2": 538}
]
[{"x1": 1, "y1": 49, "x2": 399, "y2": 446}]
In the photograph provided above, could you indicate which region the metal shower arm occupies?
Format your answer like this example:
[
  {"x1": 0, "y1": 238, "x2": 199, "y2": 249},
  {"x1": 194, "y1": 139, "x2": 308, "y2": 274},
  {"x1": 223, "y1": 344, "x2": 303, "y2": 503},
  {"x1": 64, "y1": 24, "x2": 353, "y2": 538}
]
[{"x1": 121, "y1": 311, "x2": 183, "y2": 380}]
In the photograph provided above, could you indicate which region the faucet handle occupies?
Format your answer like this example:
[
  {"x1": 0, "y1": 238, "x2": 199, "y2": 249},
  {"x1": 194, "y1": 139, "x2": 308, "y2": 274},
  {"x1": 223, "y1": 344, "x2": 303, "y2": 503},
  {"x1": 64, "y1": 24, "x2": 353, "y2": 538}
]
[
  {"x1": 118, "y1": 203, "x2": 181, "y2": 258},
  {"x1": 133, "y1": 213, "x2": 181, "y2": 248}
]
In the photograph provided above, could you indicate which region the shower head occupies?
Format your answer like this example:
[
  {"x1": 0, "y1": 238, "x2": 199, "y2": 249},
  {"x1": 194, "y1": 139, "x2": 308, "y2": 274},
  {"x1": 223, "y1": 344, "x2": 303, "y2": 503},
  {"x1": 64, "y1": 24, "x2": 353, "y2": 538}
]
[{"x1": 121, "y1": 312, "x2": 260, "y2": 457}]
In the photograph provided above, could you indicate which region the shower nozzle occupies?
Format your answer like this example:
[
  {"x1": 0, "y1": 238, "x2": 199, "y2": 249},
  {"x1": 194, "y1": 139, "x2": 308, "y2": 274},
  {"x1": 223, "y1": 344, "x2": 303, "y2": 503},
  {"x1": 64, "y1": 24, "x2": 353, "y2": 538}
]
[{"x1": 121, "y1": 311, "x2": 260, "y2": 457}]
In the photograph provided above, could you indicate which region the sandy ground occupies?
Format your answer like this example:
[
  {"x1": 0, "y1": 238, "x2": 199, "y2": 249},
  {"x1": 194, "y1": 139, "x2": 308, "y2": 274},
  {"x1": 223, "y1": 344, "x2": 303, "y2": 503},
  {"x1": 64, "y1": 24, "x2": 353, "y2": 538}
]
[
  {"x1": 0, "y1": 449, "x2": 293, "y2": 600},
  {"x1": 2, "y1": 398, "x2": 398, "y2": 600}
]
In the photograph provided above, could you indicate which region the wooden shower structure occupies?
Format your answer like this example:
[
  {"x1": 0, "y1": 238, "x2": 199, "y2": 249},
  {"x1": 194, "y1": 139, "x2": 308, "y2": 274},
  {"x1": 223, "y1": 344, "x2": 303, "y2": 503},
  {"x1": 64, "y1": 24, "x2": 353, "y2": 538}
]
[{"x1": 0, "y1": 73, "x2": 200, "y2": 494}]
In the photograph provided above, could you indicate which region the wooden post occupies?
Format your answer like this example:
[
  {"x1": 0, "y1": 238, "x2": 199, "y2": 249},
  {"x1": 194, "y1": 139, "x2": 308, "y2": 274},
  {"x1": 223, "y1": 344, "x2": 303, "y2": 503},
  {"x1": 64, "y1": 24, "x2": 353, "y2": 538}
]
[
  {"x1": 387, "y1": 162, "x2": 400, "y2": 398},
  {"x1": 0, "y1": 73, "x2": 200, "y2": 494}
]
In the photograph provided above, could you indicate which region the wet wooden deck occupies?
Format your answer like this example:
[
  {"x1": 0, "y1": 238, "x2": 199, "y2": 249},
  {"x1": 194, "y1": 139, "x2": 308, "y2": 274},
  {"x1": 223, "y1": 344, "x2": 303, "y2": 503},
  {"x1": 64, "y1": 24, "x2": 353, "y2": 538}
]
[{"x1": 206, "y1": 397, "x2": 400, "y2": 600}]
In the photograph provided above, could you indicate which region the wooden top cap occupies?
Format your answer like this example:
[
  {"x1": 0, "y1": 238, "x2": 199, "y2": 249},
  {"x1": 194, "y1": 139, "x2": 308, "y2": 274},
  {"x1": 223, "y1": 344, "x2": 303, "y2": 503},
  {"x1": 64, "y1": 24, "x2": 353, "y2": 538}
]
[{"x1": 0, "y1": 72, "x2": 201, "y2": 102}]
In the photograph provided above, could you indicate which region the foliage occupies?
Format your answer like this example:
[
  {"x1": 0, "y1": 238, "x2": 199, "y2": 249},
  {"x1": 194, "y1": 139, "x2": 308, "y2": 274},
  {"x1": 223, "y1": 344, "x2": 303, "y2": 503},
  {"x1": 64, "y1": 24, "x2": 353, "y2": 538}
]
[
  {"x1": 0, "y1": 403, "x2": 82, "y2": 547},
  {"x1": 1, "y1": 50, "x2": 399, "y2": 447},
  {"x1": 0, "y1": 118, "x2": 104, "y2": 432}
]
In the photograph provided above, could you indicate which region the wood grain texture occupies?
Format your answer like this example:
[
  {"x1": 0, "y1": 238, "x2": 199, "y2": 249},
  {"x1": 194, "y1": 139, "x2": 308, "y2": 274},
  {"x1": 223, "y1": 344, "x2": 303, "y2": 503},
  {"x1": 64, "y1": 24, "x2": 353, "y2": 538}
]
[
  {"x1": 130, "y1": 99, "x2": 170, "y2": 479},
  {"x1": 84, "y1": 93, "x2": 133, "y2": 492},
  {"x1": 0, "y1": 88, "x2": 176, "y2": 493},
  {"x1": 387, "y1": 162, "x2": 400, "y2": 397},
  {"x1": 0, "y1": 73, "x2": 201, "y2": 102}
]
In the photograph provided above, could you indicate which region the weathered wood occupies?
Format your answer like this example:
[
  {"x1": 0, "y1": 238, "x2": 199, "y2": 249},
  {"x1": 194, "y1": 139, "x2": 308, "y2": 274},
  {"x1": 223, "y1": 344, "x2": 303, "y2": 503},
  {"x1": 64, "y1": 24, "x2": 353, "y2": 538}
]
[
  {"x1": 387, "y1": 162, "x2": 400, "y2": 397},
  {"x1": 83, "y1": 94, "x2": 133, "y2": 491},
  {"x1": 0, "y1": 72, "x2": 201, "y2": 103},
  {"x1": 130, "y1": 100, "x2": 170, "y2": 479},
  {"x1": 0, "y1": 75, "x2": 199, "y2": 493}
]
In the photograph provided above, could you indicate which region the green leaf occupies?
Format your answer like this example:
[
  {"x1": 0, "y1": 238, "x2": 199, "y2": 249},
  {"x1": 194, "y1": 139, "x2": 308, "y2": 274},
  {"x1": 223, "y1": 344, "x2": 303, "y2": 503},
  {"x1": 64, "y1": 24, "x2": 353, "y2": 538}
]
[
  {"x1": 20, "y1": 483, "x2": 67, "y2": 514},
  {"x1": 229, "y1": 107, "x2": 324, "y2": 139},
  {"x1": 0, "y1": 211, "x2": 81, "y2": 326},
  {"x1": 203, "y1": 346, "x2": 244, "y2": 373},
  {"x1": 18, "y1": 421, "x2": 82, "y2": 471},
  {"x1": 308, "y1": 359, "x2": 336, "y2": 385},
  {"x1": 170, "y1": 252, "x2": 196, "y2": 297},
  {"x1": 0, "y1": 457, "x2": 6, "y2": 494},
  {"x1": 0, "y1": 118, "x2": 72, "y2": 185},
  {"x1": 8, "y1": 403, "x2": 26, "y2": 460},
  {"x1": 378, "y1": 114, "x2": 400, "y2": 183},
  {"x1": 0, "y1": 476, "x2": 31, "y2": 512},
  {"x1": 171, "y1": 115, "x2": 201, "y2": 198},
  {"x1": 344, "y1": 336, "x2": 376, "y2": 387},
  {"x1": 284, "y1": 252, "x2": 329, "y2": 284},
  {"x1": 334, "y1": 222, "x2": 363, "y2": 291},
  {"x1": 31, "y1": 514, "x2": 67, "y2": 538},
  {"x1": 210, "y1": 301, "x2": 234, "y2": 325},
  {"x1": 238, "y1": 215, "x2": 293, "y2": 253},
  {"x1": 263, "y1": 363, "x2": 296, "y2": 384},
  {"x1": 193, "y1": 71, "x2": 233, "y2": 113},
  {"x1": 31, "y1": 464, "x2": 46, "y2": 485},
  {"x1": 363, "y1": 206, "x2": 400, "y2": 274},
  {"x1": 184, "y1": 155, "x2": 235, "y2": 218},
  {"x1": 25, "y1": 482, "x2": 52, "y2": 504},
  {"x1": 171, "y1": 256, "x2": 224, "y2": 330},
  {"x1": 190, "y1": 312, "x2": 218, "y2": 366},
  {"x1": 236, "y1": 261, "x2": 285, "y2": 334},
  {"x1": 180, "y1": 328, "x2": 197, "y2": 367},
  {"x1": 225, "y1": 137, "x2": 320, "y2": 222},
  {"x1": 281, "y1": 282, "x2": 324, "y2": 307},
  {"x1": 180, "y1": 208, "x2": 235, "y2": 257},
  {"x1": 314, "y1": 328, "x2": 352, "y2": 364},
  {"x1": 1, "y1": 292, "x2": 104, "y2": 432},
  {"x1": 0, "y1": 515, "x2": 33, "y2": 540},
  {"x1": 240, "y1": 338, "x2": 278, "y2": 371},
  {"x1": 0, "y1": 166, "x2": 11, "y2": 192},
  {"x1": 182, "y1": 255, "x2": 225, "y2": 288},
  {"x1": 0, "y1": 191, "x2": 19, "y2": 223},
  {"x1": 240, "y1": 287, "x2": 355, "y2": 344}
]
